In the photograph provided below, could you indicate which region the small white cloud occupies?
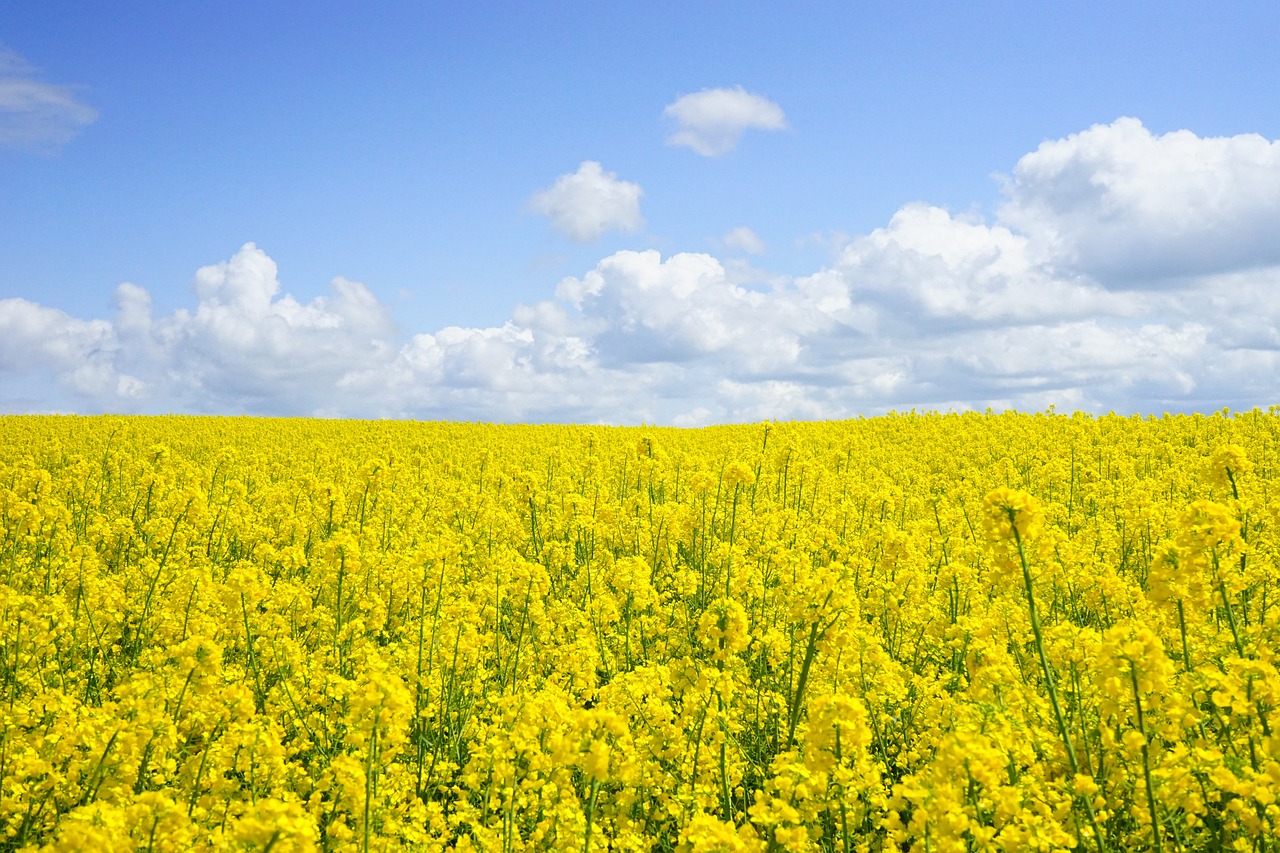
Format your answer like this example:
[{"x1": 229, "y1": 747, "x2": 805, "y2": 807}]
[
  {"x1": 0, "y1": 48, "x2": 98, "y2": 151},
  {"x1": 721, "y1": 226, "x2": 765, "y2": 255},
  {"x1": 529, "y1": 161, "x2": 644, "y2": 243},
  {"x1": 664, "y1": 86, "x2": 787, "y2": 157}
]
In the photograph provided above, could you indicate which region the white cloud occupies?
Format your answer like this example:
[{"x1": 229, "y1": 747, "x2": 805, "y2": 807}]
[
  {"x1": 999, "y1": 117, "x2": 1280, "y2": 284},
  {"x1": 837, "y1": 203, "x2": 1137, "y2": 325},
  {"x1": 5, "y1": 119, "x2": 1280, "y2": 423},
  {"x1": 156, "y1": 245, "x2": 398, "y2": 413},
  {"x1": 0, "y1": 48, "x2": 98, "y2": 151},
  {"x1": 721, "y1": 226, "x2": 765, "y2": 255},
  {"x1": 553, "y1": 248, "x2": 877, "y2": 378},
  {"x1": 529, "y1": 161, "x2": 644, "y2": 242},
  {"x1": 949, "y1": 322, "x2": 1205, "y2": 393},
  {"x1": 664, "y1": 86, "x2": 787, "y2": 157},
  {"x1": 0, "y1": 298, "x2": 123, "y2": 397},
  {"x1": 3, "y1": 243, "x2": 401, "y2": 416}
]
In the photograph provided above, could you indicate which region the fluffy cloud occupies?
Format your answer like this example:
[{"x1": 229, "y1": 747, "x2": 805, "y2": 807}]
[
  {"x1": 0, "y1": 298, "x2": 128, "y2": 398},
  {"x1": 663, "y1": 86, "x2": 787, "y2": 156},
  {"x1": 0, "y1": 243, "x2": 400, "y2": 415},
  {"x1": 999, "y1": 117, "x2": 1280, "y2": 284},
  {"x1": 559, "y1": 251, "x2": 794, "y2": 372},
  {"x1": 155, "y1": 246, "x2": 398, "y2": 413},
  {"x1": 0, "y1": 48, "x2": 98, "y2": 151},
  {"x1": 4, "y1": 118, "x2": 1280, "y2": 423},
  {"x1": 836, "y1": 203, "x2": 1137, "y2": 325},
  {"x1": 529, "y1": 161, "x2": 645, "y2": 242}
]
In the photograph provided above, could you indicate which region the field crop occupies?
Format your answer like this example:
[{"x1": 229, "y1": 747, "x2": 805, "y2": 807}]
[{"x1": 0, "y1": 412, "x2": 1278, "y2": 852}]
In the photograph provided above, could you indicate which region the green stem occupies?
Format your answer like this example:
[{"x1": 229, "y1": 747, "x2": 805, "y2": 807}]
[
  {"x1": 1009, "y1": 515, "x2": 1105, "y2": 853},
  {"x1": 583, "y1": 777, "x2": 600, "y2": 852},
  {"x1": 725, "y1": 485, "x2": 739, "y2": 598},
  {"x1": 836, "y1": 727, "x2": 851, "y2": 853},
  {"x1": 1009, "y1": 517, "x2": 1076, "y2": 770},
  {"x1": 1127, "y1": 661, "x2": 1163, "y2": 853},
  {"x1": 1176, "y1": 600, "x2": 1192, "y2": 671},
  {"x1": 718, "y1": 692, "x2": 733, "y2": 822}
]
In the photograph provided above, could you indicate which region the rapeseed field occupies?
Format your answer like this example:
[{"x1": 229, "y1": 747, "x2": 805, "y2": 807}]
[{"x1": 0, "y1": 412, "x2": 1277, "y2": 852}]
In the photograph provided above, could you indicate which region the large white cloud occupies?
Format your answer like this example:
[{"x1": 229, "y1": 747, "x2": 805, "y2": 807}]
[
  {"x1": 0, "y1": 298, "x2": 129, "y2": 398},
  {"x1": 7, "y1": 243, "x2": 400, "y2": 416},
  {"x1": 529, "y1": 161, "x2": 645, "y2": 242},
  {"x1": 663, "y1": 86, "x2": 787, "y2": 157},
  {"x1": 553, "y1": 249, "x2": 873, "y2": 377},
  {"x1": 0, "y1": 48, "x2": 98, "y2": 151},
  {"x1": 836, "y1": 203, "x2": 1136, "y2": 326},
  {"x1": 999, "y1": 117, "x2": 1280, "y2": 284},
  {"x1": 3, "y1": 118, "x2": 1279, "y2": 422}
]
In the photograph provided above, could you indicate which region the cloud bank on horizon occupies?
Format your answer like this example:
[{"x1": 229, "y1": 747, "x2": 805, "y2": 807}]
[{"x1": 3, "y1": 116, "x2": 1280, "y2": 424}]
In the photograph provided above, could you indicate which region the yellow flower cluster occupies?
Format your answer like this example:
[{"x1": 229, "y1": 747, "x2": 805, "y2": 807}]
[{"x1": 1, "y1": 410, "x2": 1278, "y2": 851}]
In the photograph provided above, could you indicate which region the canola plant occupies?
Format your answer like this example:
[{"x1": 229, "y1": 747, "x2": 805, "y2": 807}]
[{"x1": 0, "y1": 412, "x2": 1277, "y2": 852}]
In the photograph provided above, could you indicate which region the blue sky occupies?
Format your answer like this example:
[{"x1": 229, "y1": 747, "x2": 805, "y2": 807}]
[{"x1": 3, "y1": 2, "x2": 1280, "y2": 422}]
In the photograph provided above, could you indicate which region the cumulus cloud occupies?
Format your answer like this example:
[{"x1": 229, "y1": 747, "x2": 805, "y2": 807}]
[
  {"x1": 999, "y1": 117, "x2": 1280, "y2": 284},
  {"x1": 158, "y1": 245, "x2": 399, "y2": 413},
  {"x1": 0, "y1": 243, "x2": 401, "y2": 416},
  {"x1": 836, "y1": 203, "x2": 1136, "y2": 325},
  {"x1": 0, "y1": 298, "x2": 126, "y2": 397},
  {"x1": 0, "y1": 48, "x2": 98, "y2": 151},
  {"x1": 4, "y1": 118, "x2": 1280, "y2": 422},
  {"x1": 529, "y1": 161, "x2": 644, "y2": 242},
  {"x1": 664, "y1": 86, "x2": 787, "y2": 156}
]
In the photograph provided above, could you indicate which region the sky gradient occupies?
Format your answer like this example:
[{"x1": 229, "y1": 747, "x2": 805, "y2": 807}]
[{"x1": 3, "y1": 2, "x2": 1279, "y2": 423}]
